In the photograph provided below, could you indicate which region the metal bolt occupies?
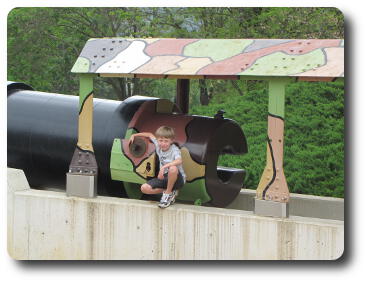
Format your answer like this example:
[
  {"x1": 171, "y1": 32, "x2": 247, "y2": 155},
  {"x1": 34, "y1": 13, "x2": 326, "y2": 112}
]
[{"x1": 78, "y1": 160, "x2": 81, "y2": 163}]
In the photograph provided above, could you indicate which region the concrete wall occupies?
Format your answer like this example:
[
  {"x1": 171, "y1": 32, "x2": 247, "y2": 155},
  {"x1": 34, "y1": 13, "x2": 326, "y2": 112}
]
[{"x1": 7, "y1": 168, "x2": 344, "y2": 260}]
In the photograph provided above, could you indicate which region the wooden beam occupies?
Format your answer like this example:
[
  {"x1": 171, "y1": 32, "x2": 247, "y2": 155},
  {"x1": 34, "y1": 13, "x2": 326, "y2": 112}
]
[{"x1": 176, "y1": 79, "x2": 190, "y2": 114}]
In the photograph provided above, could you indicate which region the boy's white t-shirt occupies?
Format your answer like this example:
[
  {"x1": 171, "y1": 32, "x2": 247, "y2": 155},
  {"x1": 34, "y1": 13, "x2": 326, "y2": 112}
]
[{"x1": 150, "y1": 137, "x2": 186, "y2": 183}]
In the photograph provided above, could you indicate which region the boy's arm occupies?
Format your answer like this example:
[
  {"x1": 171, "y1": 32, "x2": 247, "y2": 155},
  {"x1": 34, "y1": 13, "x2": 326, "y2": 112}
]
[
  {"x1": 128, "y1": 132, "x2": 155, "y2": 144},
  {"x1": 161, "y1": 158, "x2": 182, "y2": 170}
]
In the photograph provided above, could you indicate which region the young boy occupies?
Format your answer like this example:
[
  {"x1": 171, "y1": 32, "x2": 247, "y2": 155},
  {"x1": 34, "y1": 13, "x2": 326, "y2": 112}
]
[{"x1": 128, "y1": 126, "x2": 186, "y2": 208}]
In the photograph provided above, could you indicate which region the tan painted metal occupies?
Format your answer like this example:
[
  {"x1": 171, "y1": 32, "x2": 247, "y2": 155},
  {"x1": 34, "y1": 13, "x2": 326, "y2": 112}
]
[
  {"x1": 135, "y1": 153, "x2": 156, "y2": 178},
  {"x1": 256, "y1": 116, "x2": 289, "y2": 203},
  {"x1": 77, "y1": 94, "x2": 94, "y2": 151},
  {"x1": 180, "y1": 147, "x2": 205, "y2": 182},
  {"x1": 156, "y1": 99, "x2": 174, "y2": 114}
]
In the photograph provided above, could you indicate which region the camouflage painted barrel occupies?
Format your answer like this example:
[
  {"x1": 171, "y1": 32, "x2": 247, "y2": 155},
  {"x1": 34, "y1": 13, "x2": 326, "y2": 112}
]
[
  {"x1": 7, "y1": 82, "x2": 247, "y2": 207},
  {"x1": 110, "y1": 99, "x2": 247, "y2": 207}
]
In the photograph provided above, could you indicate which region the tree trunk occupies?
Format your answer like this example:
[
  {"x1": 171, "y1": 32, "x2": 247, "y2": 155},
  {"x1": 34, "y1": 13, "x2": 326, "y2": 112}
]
[{"x1": 199, "y1": 79, "x2": 210, "y2": 105}]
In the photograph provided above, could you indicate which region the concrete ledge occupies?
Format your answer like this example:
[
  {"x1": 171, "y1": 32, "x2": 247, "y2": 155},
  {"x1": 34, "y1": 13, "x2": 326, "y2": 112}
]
[
  {"x1": 254, "y1": 199, "x2": 289, "y2": 218},
  {"x1": 8, "y1": 168, "x2": 344, "y2": 260},
  {"x1": 227, "y1": 189, "x2": 344, "y2": 221}
]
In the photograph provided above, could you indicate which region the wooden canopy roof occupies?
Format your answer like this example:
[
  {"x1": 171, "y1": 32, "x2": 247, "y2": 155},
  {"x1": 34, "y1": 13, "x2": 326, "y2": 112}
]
[{"x1": 71, "y1": 38, "x2": 344, "y2": 81}]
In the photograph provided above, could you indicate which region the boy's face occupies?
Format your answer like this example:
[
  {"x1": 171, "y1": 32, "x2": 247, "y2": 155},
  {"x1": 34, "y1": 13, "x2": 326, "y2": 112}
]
[{"x1": 157, "y1": 137, "x2": 173, "y2": 151}]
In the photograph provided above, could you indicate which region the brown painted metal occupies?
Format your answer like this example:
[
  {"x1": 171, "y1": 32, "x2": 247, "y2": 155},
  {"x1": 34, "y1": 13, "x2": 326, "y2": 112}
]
[
  {"x1": 122, "y1": 98, "x2": 247, "y2": 207},
  {"x1": 176, "y1": 79, "x2": 190, "y2": 114},
  {"x1": 185, "y1": 117, "x2": 247, "y2": 206},
  {"x1": 128, "y1": 100, "x2": 193, "y2": 145},
  {"x1": 122, "y1": 137, "x2": 156, "y2": 167},
  {"x1": 122, "y1": 137, "x2": 157, "y2": 179},
  {"x1": 69, "y1": 147, "x2": 98, "y2": 175}
]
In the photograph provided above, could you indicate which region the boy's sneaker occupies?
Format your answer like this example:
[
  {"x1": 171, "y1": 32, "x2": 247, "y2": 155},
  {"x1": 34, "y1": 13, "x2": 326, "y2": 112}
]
[
  {"x1": 171, "y1": 189, "x2": 178, "y2": 204},
  {"x1": 158, "y1": 192, "x2": 174, "y2": 208}
]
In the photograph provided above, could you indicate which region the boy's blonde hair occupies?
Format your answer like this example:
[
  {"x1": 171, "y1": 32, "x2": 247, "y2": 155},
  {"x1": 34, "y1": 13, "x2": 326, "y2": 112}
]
[{"x1": 155, "y1": 126, "x2": 175, "y2": 140}]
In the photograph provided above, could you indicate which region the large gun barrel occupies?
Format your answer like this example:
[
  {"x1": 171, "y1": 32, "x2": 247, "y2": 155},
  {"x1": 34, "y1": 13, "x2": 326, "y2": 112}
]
[{"x1": 7, "y1": 82, "x2": 248, "y2": 207}]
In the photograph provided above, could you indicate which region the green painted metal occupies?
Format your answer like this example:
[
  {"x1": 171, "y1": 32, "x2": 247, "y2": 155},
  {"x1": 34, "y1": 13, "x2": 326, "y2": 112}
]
[
  {"x1": 239, "y1": 49, "x2": 324, "y2": 76},
  {"x1": 71, "y1": 57, "x2": 90, "y2": 73},
  {"x1": 177, "y1": 179, "x2": 211, "y2": 204},
  {"x1": 268, "y1": 78, "x2": 293, "y2": 118},
  {"x1": 124, "y1": 128, "x2": 137, "y2": 140},
  {"x1": 110, "y1": 139, "x2": 146, "y2": 184},
  {"x1": 123, "y1": 182, "x2": 143, "y2": 199},
  {"x1": 194, "y1": 199, "x2": 202, "y2": 206},
  {"x1": 79, "y1": 74, "x2": 95, "y2": 112},
  {"x1": 120, "y1": 129, "x2": 142, "y2": 199}
]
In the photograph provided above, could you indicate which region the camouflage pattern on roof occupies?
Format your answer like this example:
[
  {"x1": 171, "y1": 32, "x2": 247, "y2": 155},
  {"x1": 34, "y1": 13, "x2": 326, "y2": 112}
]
[{"x1": 71, "y1": 38, "x2": 344, "y2": 79}]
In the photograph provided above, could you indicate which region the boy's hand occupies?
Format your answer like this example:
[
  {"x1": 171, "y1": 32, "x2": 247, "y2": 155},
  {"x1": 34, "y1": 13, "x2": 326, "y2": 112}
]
[
  {"x1": 158, "y1": 166, "x2": 166, "y2": 180},
  {"x1": 128, "y1": 135, "x2": 135, "y2": 145}
]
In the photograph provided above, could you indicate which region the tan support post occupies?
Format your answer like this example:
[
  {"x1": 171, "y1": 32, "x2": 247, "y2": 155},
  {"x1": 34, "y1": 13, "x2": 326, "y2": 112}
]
[
  {"x1": 66, "y1": 74, "x2": 98, "y2": 198},
  {"x1": 254, "y1": 78, "x2": 292, "y2": 217}
]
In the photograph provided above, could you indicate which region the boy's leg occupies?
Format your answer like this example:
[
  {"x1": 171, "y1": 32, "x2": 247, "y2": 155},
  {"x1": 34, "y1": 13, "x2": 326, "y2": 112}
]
[
  {"x1": 141, "y1": 183, "x2": 165, "y2": 194},
  {"x1": 165, "y1": 166, "x2": 178, "y2": 194}
]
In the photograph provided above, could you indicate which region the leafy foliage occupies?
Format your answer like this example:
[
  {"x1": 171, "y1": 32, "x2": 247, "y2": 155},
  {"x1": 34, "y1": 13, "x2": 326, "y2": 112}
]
[{"x1": 190, "y1": 80, "x2": 344, "y2": 197}]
